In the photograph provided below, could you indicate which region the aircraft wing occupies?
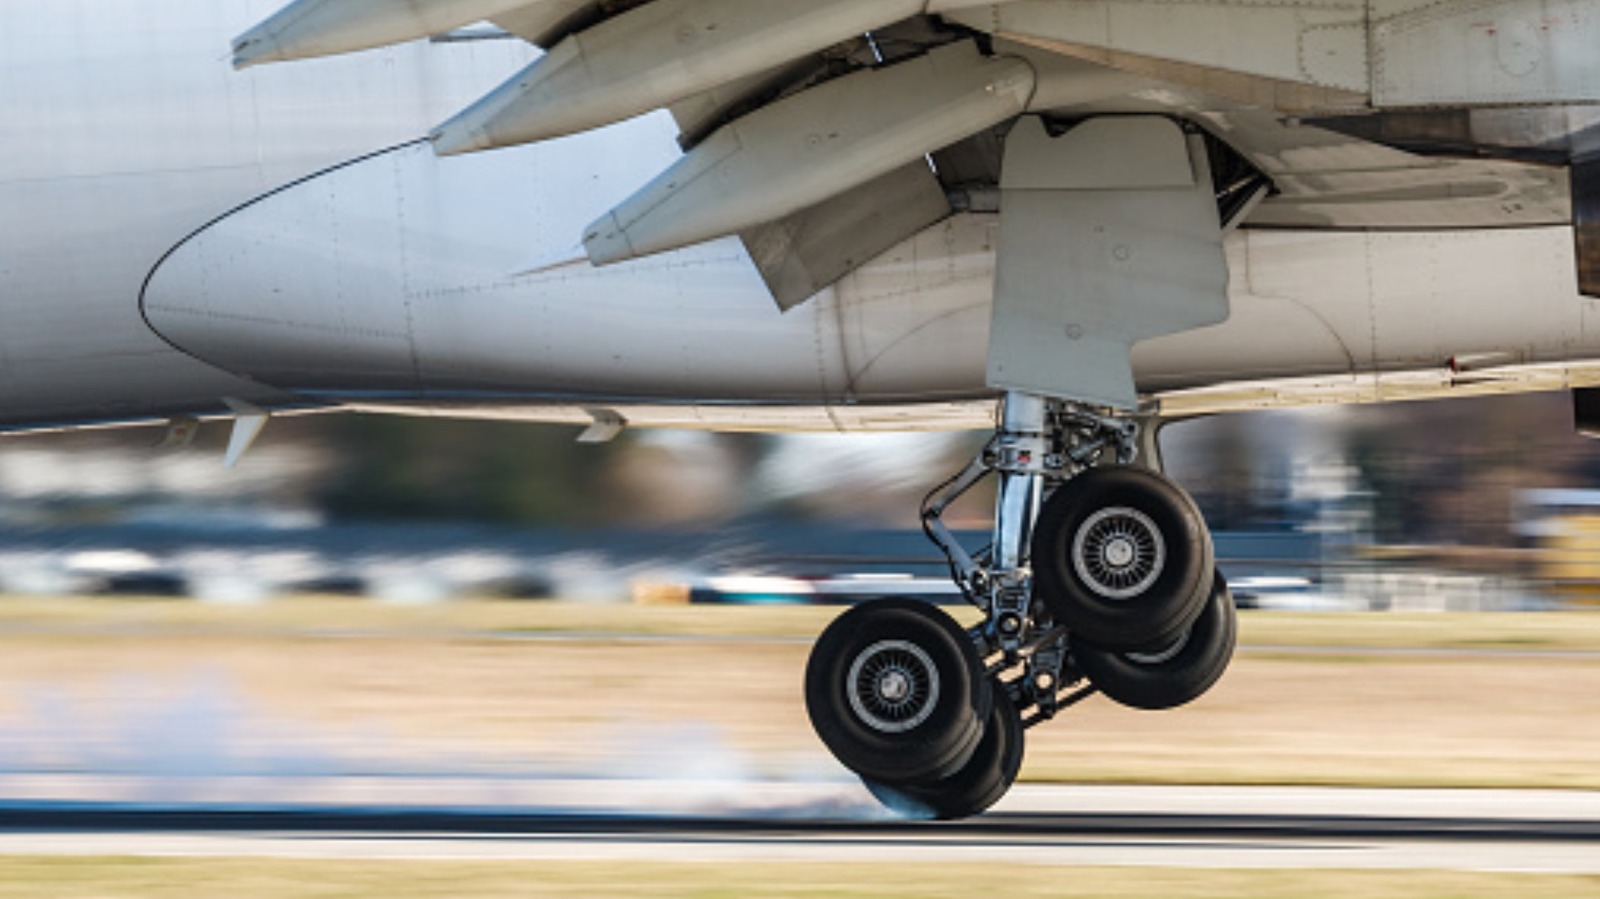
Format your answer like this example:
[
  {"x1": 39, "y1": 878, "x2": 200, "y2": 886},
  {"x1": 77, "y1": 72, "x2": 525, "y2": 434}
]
[{"x1": 235, "y1": 0, "x2": 1600, "y2": 305}]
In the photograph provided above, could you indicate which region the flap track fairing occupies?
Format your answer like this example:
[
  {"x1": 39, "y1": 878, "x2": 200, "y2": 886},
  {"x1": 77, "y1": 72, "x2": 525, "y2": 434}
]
[
  {"x1": 232, "y1": 0, "x2": 552, "y2": 68},
  {"x1": 581, "y1": 41, "x2": 1036, "y2": 266},
  {"x1": 430, "y1": 0, "x2": 926, "y2": 155}
]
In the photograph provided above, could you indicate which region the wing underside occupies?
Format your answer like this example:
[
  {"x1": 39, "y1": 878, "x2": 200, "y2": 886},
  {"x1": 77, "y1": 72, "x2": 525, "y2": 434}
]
[{"x1": 234, "y1": 0, "x2": 1600, "y2": 303}]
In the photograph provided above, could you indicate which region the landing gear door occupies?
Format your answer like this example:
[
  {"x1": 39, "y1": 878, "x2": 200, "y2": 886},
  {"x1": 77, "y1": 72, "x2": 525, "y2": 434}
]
[{"x1": 986, "y1": 116, "x2": 1230, "y2": 410}]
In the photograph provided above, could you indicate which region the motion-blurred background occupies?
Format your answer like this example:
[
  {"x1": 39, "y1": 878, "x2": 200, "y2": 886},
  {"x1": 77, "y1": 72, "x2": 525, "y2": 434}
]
[{"x1": 3, "y1": 391, "x2": 1598, "y2": 610}]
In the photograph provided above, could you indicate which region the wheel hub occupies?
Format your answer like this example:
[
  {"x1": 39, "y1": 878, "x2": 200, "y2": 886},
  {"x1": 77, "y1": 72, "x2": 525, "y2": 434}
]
[
  {"x1": 846, "y1": 639, "x2": 940, "y2": 734},
  {"x1": 1072, "y1": 506, "x2": 1166, "y2": 600},
  {"x1": 878, "y1": 669, "x2": 912, "y2": 702},
  {"x1": 1103, "y1": 536, "x2": 1136, "y2": 568}
]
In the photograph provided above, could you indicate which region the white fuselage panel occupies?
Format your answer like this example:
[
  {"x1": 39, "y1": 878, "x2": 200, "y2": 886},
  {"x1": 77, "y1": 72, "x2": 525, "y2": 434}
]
[
  {"x1": 5, "y1": 1, "x2": 1600, "y2": 433},
  {"x1": 140, "y1": 120, "x2": 1600, "y2": 411}
]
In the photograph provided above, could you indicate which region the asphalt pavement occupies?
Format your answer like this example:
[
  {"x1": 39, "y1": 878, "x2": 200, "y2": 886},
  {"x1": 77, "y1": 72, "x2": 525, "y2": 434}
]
[{"x1": 0, "y1": 783, "x2": 1594, "y2": 873}]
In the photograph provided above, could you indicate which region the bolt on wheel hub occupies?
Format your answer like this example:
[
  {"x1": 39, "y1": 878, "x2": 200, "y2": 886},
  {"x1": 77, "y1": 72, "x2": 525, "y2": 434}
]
[
  {"x1": 1103, "y1": 537, "x2": 1136, "y2": 568},
  {"x1": 878, "y1": 669, "x2": 911, "y2": 702},
  {"x1": 846, "y1": 639, "x2": 940, "y2": 734}
]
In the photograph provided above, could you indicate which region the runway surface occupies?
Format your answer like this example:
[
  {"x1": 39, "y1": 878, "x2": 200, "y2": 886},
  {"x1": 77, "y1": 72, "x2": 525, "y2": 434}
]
[
  {"x1": 7, "y1": 620, "x2": 1600, "y2": 660},
  {"x1": 1, "y1": 783, "x2": 1595, "y2": 873}
]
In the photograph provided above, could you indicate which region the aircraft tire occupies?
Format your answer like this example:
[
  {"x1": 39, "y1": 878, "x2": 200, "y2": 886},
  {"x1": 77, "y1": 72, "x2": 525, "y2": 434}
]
[
  {"x1": 1032, "y1": 465, "x2": 1213, "y2": 651},
  {"x1": 863, "y1": 678, "x2": 1024, "y2": 820},
  {"x1": 805, "y1": 598, "x2": 991, "y2": 783},
  {"x1": 1073, "y1": 569, "x2": 1238, "y2": 710}
]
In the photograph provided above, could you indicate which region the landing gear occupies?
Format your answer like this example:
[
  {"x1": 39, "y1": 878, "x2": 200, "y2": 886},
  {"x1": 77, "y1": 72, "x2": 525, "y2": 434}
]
[
  {"x1": 804, "y1": 392, "x2": 1236, "y2": 819},
  {"x1": 1033, "y1": 465, "x2": 1213, "y2": 651},
  {"x1": 804, "y1": 598, "x2": 991, "y2": 783},
  {"x1": 803, "y1": 113, "x2": 1240, "y2": 817},
  {"x1": 863, "y1": 679, "x2": 1024, "y2": 820},
  {"x1": 1072, "y1": 569, "x2": 1238, "y2": 710}
]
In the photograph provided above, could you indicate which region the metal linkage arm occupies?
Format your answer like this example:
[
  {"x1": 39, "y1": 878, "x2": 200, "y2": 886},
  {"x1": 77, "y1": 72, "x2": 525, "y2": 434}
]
[{"x1": 920, "y1": 442, "x2": 993, "y2": 606}]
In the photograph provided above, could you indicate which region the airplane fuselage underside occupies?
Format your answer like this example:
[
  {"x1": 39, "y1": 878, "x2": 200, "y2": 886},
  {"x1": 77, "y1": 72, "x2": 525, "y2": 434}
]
[
  {"x1": 4, "y1": 1, "x2": 1600, "y2": 432},
  {"x1": 137, "y1": 122, "x2": 1600, "y2": 426}
]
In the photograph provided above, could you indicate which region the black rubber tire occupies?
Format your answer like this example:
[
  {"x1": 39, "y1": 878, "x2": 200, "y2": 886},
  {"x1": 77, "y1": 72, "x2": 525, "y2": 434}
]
[
  {"x1": 1073, "y1": 570, "x2": 1238, "y2": 710},
  {"x1": 1032, "y1": 465, "x2": 1214, "y2": 651},
  {"x1": 864, "y1": 679, "x2": 1024, "y2": 820},
  {"x1": 805, "y1": 599, "x2": 992, "y2": 783}
]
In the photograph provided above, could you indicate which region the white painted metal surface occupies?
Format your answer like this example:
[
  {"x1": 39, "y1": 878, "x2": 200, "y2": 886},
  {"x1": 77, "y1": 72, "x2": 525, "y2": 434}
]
[
  {"x1": 1372, "y1": 0, "x2": 1600, "y2": 106},
  {"x1": 430, "y1": 0, "x2": 926, "y2": 153},
  {"x1": 987, "y1": 117, "x2": 1229, "y2": 409},
  {"x1": 233, "y1": 0, "x2": 544, "y2": 67},
  {"x1": 0, "y1": 0, "x2": 530, "y2": 430},
  {"x1": 135, "y1": 116, "x2": 1600, "y2": 420},
  {"x1": 582, "y1": 42, "x2": 1034, "y2": 265},
  {"x1": 5, "y1": 0, "x2": 1600, "y2": 435},
  {"x1": 947, "y1": 0, "x2": 1369, "y2": 99},
  {"x1": 951, "y1": 0, "x2": 1600, "y2": 110}
]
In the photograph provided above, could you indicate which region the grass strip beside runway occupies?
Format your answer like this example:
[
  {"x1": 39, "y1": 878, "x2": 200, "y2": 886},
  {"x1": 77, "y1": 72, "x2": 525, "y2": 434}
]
[
  {"x1": 3, "y1": 597, "x2": 1600, "y2": 652},
  {"x1": 0, "y1": 599, "x2": 1597, "y2": 791},
  {"x1": 1, "y1": 859, "x2": 1597, "y2": 898}
]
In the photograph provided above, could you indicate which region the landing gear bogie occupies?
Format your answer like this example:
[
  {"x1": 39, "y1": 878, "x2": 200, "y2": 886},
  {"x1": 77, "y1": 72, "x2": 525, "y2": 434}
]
[{"x1": 806, "y1": 393, "x2": 1236, "y2": 820}]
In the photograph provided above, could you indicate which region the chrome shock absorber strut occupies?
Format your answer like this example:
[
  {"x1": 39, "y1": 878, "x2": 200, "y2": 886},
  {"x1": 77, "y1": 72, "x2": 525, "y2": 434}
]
[
  {"x1": 922, "y1": 392, "x2": 1058, "y2": 721},
  {"x1": 985, "y1": 392, "x2": 1049, "y2": 653},
  {"x1": 922, "y1": 392, "x2": 1143, "y2": 725},
  {"x1": 922, "y1": 393, "x2": 1050, "y2": 640}
]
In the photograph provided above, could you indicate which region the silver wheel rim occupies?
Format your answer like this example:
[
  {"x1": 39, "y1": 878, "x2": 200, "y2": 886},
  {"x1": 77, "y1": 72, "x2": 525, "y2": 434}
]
[
  {"x1": 1072, "y1": 506, "x2": 1166, "y2": 600},
  {"x1": 846, "y1": 639, "x2": 940, "y2": 734}
]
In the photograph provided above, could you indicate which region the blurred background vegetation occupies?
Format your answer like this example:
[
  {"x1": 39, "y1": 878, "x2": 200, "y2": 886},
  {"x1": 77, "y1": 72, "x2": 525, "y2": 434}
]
[{"x1": 3, "y1": 390, "x2": 1600, "y2": 550}]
